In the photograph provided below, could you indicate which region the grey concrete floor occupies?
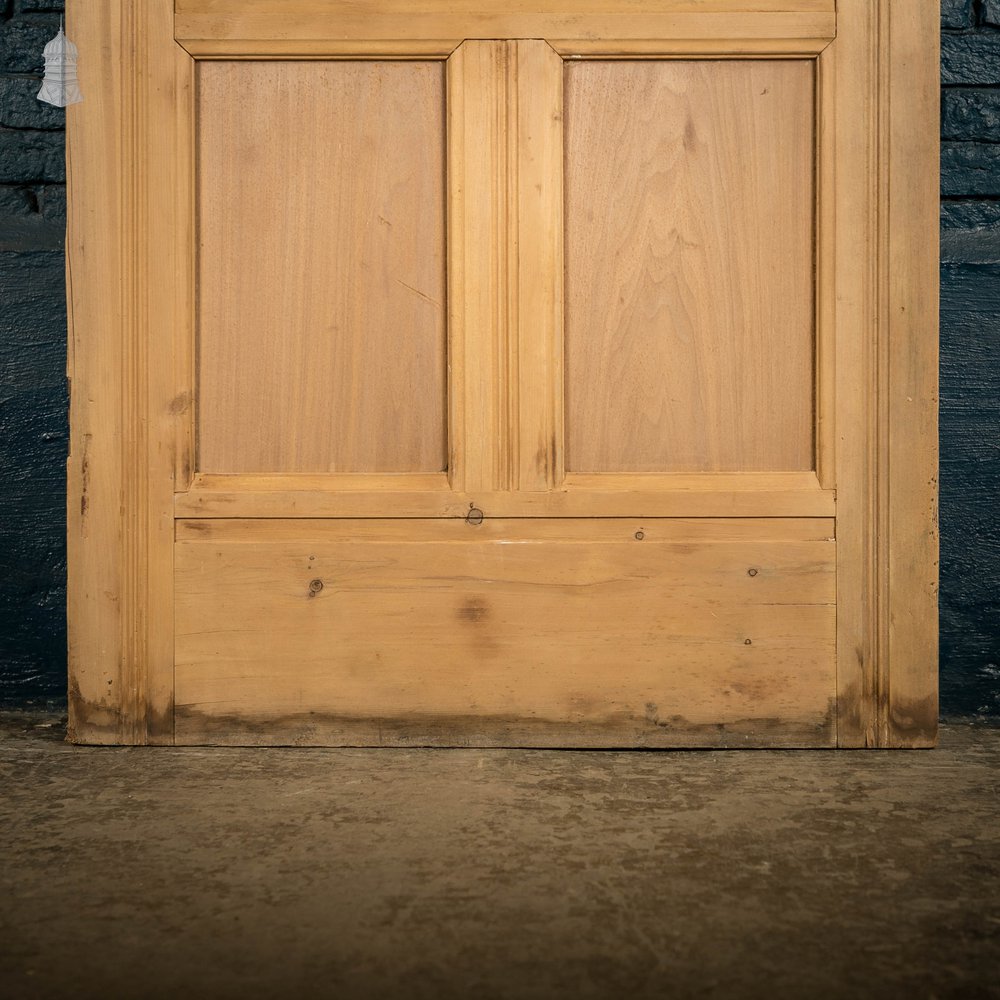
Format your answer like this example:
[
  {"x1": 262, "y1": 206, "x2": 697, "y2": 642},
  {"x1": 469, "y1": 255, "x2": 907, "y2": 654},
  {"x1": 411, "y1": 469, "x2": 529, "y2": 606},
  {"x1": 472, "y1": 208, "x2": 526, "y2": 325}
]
[{"x1": 1, "y1": 713, "x2": 998, "y2": 1000}]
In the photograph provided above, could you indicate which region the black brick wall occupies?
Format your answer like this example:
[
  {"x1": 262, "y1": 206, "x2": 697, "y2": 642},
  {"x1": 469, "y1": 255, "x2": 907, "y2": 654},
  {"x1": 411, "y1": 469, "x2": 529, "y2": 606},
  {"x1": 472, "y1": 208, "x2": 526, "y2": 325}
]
[
  {"x1": 941, "y1": 0, "x2": 1000, "y2": 716},
  {"x1": 0, "y1": 0, "x2": 67, "y2": 706},
  {"x1": 1, "y1": 2, "x2": 998, "y2": 714}
]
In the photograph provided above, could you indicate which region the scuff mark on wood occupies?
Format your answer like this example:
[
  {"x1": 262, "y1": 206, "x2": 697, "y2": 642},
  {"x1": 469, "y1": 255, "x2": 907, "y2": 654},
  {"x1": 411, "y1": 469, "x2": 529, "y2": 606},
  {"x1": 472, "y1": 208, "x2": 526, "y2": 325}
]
[
  {"x1": 395, "y1": 278, "x2": 440, "y2": 308},
  {"x1": 79, "y1": 431, "x2": 92, "y2": 521}
]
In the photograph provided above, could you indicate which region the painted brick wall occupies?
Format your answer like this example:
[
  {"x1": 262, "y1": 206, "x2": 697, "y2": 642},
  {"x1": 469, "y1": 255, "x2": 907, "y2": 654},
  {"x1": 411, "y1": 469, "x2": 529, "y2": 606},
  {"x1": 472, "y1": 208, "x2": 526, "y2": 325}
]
[
  {"x1": 0, "y1": 0, "x2": 67, "y2": 705},
  {"x1": 941, "y1": 0, "x2": 1000, "y2": 716},
  {"x1": 1, "y1": 2, "x2": 998, "y2": 713}
]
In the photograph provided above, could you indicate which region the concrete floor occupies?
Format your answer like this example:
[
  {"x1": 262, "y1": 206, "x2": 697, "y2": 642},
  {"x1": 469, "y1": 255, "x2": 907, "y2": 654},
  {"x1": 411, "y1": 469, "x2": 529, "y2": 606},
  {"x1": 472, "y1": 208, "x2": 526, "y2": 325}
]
[{"x1": 1, "y1": 714, "x2": 998, "y2": 1000}]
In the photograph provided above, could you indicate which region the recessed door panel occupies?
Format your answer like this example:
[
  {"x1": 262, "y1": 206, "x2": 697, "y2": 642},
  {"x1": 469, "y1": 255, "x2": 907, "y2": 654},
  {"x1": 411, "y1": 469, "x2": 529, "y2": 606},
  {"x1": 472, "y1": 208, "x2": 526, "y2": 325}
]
[
  {"x1": 197, "y1": 60, "x2": 448, "y2": 474},
  {"x1": 564, "y1": 60, "x2": 815, "y2": 474}
]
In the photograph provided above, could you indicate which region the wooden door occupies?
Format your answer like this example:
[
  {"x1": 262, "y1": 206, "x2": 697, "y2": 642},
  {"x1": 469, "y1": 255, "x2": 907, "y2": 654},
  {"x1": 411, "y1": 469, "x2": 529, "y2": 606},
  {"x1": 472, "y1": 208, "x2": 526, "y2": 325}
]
[{"x1": 67, "y1": 1, "x2": 939, "y2": 747}]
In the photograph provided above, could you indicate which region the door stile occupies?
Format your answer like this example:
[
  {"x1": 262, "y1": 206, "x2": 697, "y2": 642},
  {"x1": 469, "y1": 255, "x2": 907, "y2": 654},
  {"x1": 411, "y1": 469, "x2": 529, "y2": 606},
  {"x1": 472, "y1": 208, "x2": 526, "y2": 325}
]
[
  {"x1": 67, "y1": 0, "x2": 126, "y2": 744},
  {"x1": 832, "y1": 0, "x2": 939, "y2": 748},
  {"x1": 140, "y1": 1, "x2": 190, "y2": 744},
  {"x1": 67, "y1": 0, "x2": 185, "y2": 744},
  {"x1": 832, "y1": 0, "x2": 879, "y2": 747},
  {"x1": 883, "y1": 0, "x2": 939, "y2": 746},
  {"x1": 514, "y1": 41, "x2": 565, "y2": 493},
  {"x1": 447, "y1": 40, "x2": 515, "y2": 496}
]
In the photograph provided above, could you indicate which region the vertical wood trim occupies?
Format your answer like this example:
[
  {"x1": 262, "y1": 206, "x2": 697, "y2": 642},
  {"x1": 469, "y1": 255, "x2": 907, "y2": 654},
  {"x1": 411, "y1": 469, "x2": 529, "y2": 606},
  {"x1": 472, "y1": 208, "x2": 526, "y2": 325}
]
[
  {"x1": 505, "y1": 42, "x2": 520, "y2": 491},
  {"x1": 66, "y1": 0, "x2": 125, "y2": 744},
  {"x1": 871, "y1": 0, "x2": 893, "y2": 748},
  {"x1": 815, "y1": 49, "x2": 835, "y2": 489},
  {"x1": 142, "y1": 2, "x2": 188, "y2": 743},
  {"x1": 836, "y1": 0, "x2": 939, "y2": 747},
  {"x1": 515, "y1": 41, "x2": 565, "y2": 492},
  {"x1": 834, "y1": 0, "x2": 878, "y2": 747},
  {"x1": 447, "y1": 40, "x2": 512, "y2": 495},
  {"x1": 68, "y1": 0, "x2": 181, "y2": 744},
  {"x1": 176, "y1": 56, "x2": 196, "y2": 494},
  {"x1": 884, "y1": 0, "x2": 939, "y2": 746},
  {"x1": 445, "y1": 45, "x2": 467, "y2": 491},
  {"x1": 122, "y1": 0, "x2": 180, "y2": 743},
  {"x1": 118, "y1": 0, "x2": 150, "y2": 744}
]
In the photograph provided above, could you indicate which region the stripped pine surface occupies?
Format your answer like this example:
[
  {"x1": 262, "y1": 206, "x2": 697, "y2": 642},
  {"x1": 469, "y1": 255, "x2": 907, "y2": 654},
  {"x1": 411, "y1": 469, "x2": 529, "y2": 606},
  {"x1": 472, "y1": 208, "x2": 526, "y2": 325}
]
[
  {"x1": 174, "y1": 518, "x2": 837, "y2": 747},
  {"x1": 198, "y1": 60, "x2": 448, "y2": 474},
  {"x1": 564, "y1": 59, "x2": 815, "y2": 474},
  {"x1": 67, "y1": 1, "x2": 937, "y2": 747}
]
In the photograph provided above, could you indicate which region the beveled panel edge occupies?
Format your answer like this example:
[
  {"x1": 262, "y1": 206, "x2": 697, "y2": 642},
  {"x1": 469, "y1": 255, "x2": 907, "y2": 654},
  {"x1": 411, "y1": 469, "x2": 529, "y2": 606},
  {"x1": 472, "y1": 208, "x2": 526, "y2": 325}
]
[
  {"x1": 551, "y1": 36, "x2": 833, "y2": 57},
  {"x1": 564, "y1": 472, "x2": 827, "y2": 492},
  {"x1": 189, "y1": 473, "x2": 451, "y2": 493}
]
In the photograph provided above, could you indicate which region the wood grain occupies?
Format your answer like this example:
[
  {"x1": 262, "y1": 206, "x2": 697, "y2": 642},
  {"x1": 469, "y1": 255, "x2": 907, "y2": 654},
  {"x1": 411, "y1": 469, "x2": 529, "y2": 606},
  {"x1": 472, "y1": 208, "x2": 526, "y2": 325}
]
[
  {"x1": 174, "y1": 480, "x2": 836, "y2": 519},
  {"x1": 197, "y1": 60, "x2": 447, "y2": 474},
  {"x1": 66, "y1": 0, "x2": 125, "y2": 743},
  {"x1": 447, "y1": 41, "x2": 511, "y2": 493},
  {"x1": 177, "y1": 518, "x2": 836, "y2": 544},
  {"x1": 564, "y1": 60, "x2": 815, "y2": 474},
  {"x1": 551, "y1": 39, "x2": 833, "y2": 56},
  {"x1": 175, "y1": 518, "x2": 837, "y2": 747},
  {"x1": 176, "y1": 1, "x2": 837, "y2": 12},
  {"x1": 815, "y1": 46, "x2": 836, "y2": 489},
  {"x1": 833, "y1": 0, "x2": 939, "y2": 748},
  {"x1": 884, "y1": 0, "x2": 939, "y2": 746},
  {"x1": 174, "y1": 7, "x2": 837, "y2": 47},
  {"x1": 142, "y1": 1, "x2": 193, "y2": 743},
  {"x1": 67, "y1": 0, "x2": 183, "y2": 744},
  {"x1": 179, "y1": 40, "x2": 460, "y2": 58},
  {"x1": 831, "y1": 0, "x2": 876, "y2": 746},
  {"x1": 515, "y1": 40, "x2": 565, "y2": 491},
  {"x1": 68, "y1": 0, "x2": 938, "y2": 749}
]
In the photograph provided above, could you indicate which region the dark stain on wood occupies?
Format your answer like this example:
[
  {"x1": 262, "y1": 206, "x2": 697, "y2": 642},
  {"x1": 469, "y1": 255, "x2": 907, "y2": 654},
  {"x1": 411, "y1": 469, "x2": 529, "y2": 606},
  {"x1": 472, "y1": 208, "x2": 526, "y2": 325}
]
[
  {"x1": 457, "y1": 597, "x2": 490, "y2": 624},
  {"x1": 168, "y1": 390, "x2": 191, "y2": 415},
  {"x1": 146, "y1": 694, "x2": 175, "y2": 742},
  {"x1": 79, "y1": 431, "x2": 91, "y2": 520},
  {"x1": 67, "y1": 678, "x2": 123, "y2": 742},
  {"x1": 67, "y1": 680, "x2": 176, "y2": 745},
  {"x1": 171, "y1": 703, "x2": 837, "y2": 749},
  {"x1": 683, "y1": 116, "x2": 697, "y2": 151},
  {"x1": 889, "y1": 694, "x2": 939, "y2": 747}
]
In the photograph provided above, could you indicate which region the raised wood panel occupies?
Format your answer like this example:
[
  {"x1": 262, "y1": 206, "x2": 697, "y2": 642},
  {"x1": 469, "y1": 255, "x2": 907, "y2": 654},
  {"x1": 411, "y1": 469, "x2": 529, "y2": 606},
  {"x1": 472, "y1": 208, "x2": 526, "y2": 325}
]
[
  {"x1": 197, "y1": 60, "x2": 447, "y2": 474},
  {"x1": 174, "y1": 519, "x2": 837, "y2": 747},
  {"x1": 564, "y1": 59, "x2": 815, "y2": 474}
]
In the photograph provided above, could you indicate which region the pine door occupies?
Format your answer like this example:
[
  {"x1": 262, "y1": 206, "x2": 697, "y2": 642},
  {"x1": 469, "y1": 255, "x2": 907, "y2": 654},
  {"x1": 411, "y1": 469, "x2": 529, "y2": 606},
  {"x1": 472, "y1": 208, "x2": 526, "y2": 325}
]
[{"x1": 67, "y1": 1, "x2": 939, "y2": 747}]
